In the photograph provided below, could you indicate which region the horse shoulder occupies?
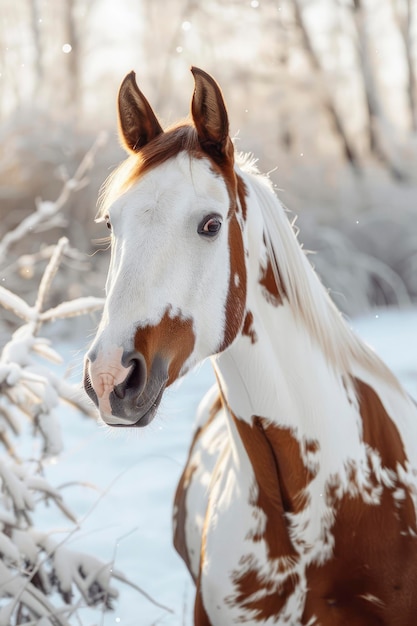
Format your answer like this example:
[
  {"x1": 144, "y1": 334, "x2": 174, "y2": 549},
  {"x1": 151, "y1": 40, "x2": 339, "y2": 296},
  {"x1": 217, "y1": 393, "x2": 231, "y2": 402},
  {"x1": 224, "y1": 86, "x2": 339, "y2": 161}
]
[
  {"x1": 173, "y1": 385, "x2": 227, "y2": 581},
  {"x1": 302, "y1": 375, "x2": 417, "y2": 624}
]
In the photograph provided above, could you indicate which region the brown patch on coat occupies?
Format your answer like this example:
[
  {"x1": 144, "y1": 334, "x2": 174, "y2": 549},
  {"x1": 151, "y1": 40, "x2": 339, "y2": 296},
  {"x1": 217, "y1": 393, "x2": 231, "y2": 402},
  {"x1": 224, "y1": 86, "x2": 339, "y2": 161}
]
[
  {"x1": 356, "y1": 378, "x2": 408, "y2": 472},
  {"x1": 231, "y1": 564, "x2": 300, "y2": 623},
  {"x1": 134, "y1": 308, "x2": 195, "y2": 386},
  {"x1": 302, "y1": 380, "x2": 417, "y2": 625},
  {"x1": 304, "y1": 438, "x2": 320, "y2": 455},
  {"x1": 254, "y1": 418, "x2": 317, "y2": 516},
  {"x1": 218, "y1": 210, "x2": 247, "y2": 351},
  {"x1": 242, "y1": 311, "x2": 257, "y2": 344},
  {"x1": 302, "y1": 486, "x2": 417, "y2": 625},
  {"x1": 236, "y1": 173, "x2": 248, "y2": 221},
  {"x1": 194, "y1": 582, "x2": 213, "y2": 626},
  {"x1": 227, "y1": 415, "x2": 315, "y2": 621},
  {"x1": 259, "y1": 240, "x2": 286, "y2": 307},
  {"x1": 207, "y1": 143, "x2": 249, "y2": 353}
]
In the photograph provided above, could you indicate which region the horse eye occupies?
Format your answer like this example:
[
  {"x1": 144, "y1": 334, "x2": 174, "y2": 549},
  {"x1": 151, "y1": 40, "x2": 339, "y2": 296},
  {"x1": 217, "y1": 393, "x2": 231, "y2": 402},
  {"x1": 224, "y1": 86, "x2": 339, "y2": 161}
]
[
  {"x1": 198, "y1": 215, "x2": 222, "y2": 237},
  {"x1": 105, "y1": 216, "x2": 111, "y2": 230}
]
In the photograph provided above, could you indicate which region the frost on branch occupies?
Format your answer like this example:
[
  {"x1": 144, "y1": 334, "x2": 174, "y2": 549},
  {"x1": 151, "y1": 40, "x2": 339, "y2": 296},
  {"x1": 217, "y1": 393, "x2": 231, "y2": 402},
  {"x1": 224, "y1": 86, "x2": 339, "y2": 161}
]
[
  {"x1": 0, "y1": 238, "x2": 103, "y2": 456},
  {"x1": 0, "y1": 237, "x2": 173, "y2": 623},
  {"x1": 0, "y1": 236, "x2": 108, "y2": 623},
  {"x1": 0, "y1": 132, "x2": 108, "y2": 267},
  {"x1": 0, "y1": 133, "x2": 175, "y2": 624}
]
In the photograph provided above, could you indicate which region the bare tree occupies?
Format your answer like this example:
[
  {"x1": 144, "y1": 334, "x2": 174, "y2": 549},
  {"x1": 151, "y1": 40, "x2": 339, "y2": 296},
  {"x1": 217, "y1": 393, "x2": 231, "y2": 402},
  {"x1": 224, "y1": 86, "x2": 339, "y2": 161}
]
[
  {"x1": 292, "y1": 0, "x2": 362, "y2": 174},
  {"x1": 62, "y1": 0, "x2": 82, "y2": 113},
  {"x1": 29, "y1": 0, "x2": 44, "y2": 97},
  {"x1": 391, "y1": 0, "x2": 417, "y2": 132},
  {"x1": 351, "y1": 0, "x2": 407, "y2": 180}
]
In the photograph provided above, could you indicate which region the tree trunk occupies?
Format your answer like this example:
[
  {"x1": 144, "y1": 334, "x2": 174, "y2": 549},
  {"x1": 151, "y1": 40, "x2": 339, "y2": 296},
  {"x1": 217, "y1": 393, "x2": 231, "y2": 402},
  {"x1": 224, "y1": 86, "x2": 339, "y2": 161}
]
[
  {"x1": 352, "y1": 0, "x2": 407, "y2": 180},
  {"x1": 62, "y1": 0, "x2": 81, "y2": 113},
  {"x1": 29, "y1": 0, "x2": 44, "y2": 98},
  {"x1": 292, "y1": 0, "x2": 362, "y2": 175},
  {"x1": 391, "y1": 0, "x2": 417, "y2": 132}
]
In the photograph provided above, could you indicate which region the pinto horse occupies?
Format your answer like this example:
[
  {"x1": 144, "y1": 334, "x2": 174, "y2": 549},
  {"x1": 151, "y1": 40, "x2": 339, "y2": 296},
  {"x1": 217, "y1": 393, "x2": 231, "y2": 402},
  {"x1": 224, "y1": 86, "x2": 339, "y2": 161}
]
[{"x1": 84, "y1": 68, "x2": 417, "y2": 625}]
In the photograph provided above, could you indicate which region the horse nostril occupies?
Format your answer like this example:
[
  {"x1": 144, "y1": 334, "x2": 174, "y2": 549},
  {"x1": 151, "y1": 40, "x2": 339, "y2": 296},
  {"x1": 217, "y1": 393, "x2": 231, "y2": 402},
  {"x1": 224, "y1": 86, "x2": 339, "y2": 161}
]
[
  {"x1": 114, "y1": 353, "x2": 147, "y2": 400},
  {"x1": 83, "y1": 359, "x2": 98, "y2": 406}
]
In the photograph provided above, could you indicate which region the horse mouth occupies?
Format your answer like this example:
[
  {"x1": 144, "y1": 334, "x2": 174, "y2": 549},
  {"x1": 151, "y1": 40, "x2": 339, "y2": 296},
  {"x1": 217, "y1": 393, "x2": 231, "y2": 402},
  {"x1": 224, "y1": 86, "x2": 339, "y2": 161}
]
[
  {"x1": 113, "y1": 382, "x2": 166, "y2": 427},
  {"x1": 106, "y1": 379, "x2": 167, "y2": 428},
  {"x1": 83, "y1": 350, "x2": 171, "y2": 428}
]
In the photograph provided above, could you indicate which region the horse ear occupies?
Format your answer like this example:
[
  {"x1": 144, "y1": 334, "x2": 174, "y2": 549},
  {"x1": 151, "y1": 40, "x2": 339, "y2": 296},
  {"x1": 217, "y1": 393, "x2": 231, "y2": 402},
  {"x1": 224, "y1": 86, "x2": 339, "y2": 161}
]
[
  {"x1": 191, "y1": 67, "x2": 232, "y2": 164},
  {"x1": 118, "y1": 71, "x2": 163, "y2": 153}
]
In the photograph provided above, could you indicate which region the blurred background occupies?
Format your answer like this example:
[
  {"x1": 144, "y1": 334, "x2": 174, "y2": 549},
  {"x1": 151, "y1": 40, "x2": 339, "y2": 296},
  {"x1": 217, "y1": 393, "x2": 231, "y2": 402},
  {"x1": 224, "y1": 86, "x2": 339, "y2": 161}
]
[
  {"x1": 0, "y1": 2, "x2": 416, "y2": 623},
  {"x1": 0, "y1": 0, "x2": 416, "y2": 322}
]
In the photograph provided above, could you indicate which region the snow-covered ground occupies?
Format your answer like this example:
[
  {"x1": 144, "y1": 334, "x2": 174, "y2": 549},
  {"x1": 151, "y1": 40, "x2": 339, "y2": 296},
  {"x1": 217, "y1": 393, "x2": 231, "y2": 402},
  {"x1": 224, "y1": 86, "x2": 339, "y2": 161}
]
[{"x1": 35, "y1": 307, "x2": 417, "y2": 626}]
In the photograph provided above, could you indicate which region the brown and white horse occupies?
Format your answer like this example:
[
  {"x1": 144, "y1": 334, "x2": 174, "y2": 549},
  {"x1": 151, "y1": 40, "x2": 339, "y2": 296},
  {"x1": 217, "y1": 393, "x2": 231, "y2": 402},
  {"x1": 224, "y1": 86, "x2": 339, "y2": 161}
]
[{"x1": 84, "y1": 68, "x2": 417, "y2": 625}]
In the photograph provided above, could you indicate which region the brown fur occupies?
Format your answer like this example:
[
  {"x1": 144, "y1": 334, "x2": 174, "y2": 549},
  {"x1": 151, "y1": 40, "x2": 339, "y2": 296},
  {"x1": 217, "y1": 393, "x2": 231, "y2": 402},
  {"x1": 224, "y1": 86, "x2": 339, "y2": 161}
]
[
  {"x1": 225, "y1": 414, "x2": 315, "y2": 621},
  {"x1": 242, "y1": 310, "x2": 258, "y2": 344},
  {"x1": 259, "y1": 234, "x2": 286, "y2": 306},
  {"x1": 302, "y1": 380, "x2": 417, "y2": 625},
  {"x1": 133, "y1": 308, "x2": 195, "y2": 385},
  {"x1": 237, "y1": 173, "x2": 249, "y2": 221},
  {"x1": 219, "y1": 211, "x2": 247, "y2": 352}
]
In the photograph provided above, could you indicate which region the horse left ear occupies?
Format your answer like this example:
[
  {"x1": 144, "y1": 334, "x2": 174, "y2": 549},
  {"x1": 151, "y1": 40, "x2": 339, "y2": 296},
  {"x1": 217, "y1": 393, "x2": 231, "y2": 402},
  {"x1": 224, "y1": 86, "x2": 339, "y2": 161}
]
[
  {"x1": 118, "y1": 71, "x2": 163, "y2": 153},
  {"x1": 191, "y1": 67, "x2": 232, "y2": 164}
]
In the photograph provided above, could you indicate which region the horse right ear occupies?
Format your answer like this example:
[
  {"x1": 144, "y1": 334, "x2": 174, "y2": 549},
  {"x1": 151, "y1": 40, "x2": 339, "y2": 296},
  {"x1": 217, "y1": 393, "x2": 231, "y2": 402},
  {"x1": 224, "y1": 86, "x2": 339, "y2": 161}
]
[
  {"x1": 118, "y1": 71, "x2": 163, "y2": 153},
  {"x1": 191, "y1": 67, "x2": 232, "y2": 165}
]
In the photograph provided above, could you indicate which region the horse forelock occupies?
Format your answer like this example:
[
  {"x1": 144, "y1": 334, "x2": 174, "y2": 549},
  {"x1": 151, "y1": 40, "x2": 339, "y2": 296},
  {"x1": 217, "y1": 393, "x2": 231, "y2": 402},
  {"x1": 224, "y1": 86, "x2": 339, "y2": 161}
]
[
  {"x1": 97, "y1": 124, "x2": 201, "y2": 219},
  {"x1": 98, "y1": 124, "x2": 241, "y2": 219}
]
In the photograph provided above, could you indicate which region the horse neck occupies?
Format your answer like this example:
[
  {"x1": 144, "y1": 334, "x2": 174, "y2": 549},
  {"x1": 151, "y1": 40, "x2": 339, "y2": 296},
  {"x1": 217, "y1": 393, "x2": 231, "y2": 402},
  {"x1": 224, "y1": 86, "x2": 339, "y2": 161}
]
[
  {"x1": 213, "y1": 298, "x2": 348, "y2": 436},
  {"x1": 212, "y1": 161, "x2": 399, "y2": 435}
]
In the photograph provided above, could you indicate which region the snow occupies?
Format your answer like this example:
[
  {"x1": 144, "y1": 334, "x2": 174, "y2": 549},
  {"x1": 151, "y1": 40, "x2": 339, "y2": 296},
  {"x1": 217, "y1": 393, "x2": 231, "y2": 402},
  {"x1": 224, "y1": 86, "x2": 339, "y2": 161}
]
[
  {"x1": 35, "y1": 307, "x2": 417, "y2": 626},
  {"x1": 351, "y1": 307, "x2": 417, "y2": 398}
]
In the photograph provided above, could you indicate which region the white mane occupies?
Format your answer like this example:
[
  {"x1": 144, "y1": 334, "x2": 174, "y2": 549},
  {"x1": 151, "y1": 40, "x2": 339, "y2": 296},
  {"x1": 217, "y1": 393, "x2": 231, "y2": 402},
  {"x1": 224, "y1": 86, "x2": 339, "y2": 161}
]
[{"x1": 237, "y1": 153, "x2": 401, "y2": 391}]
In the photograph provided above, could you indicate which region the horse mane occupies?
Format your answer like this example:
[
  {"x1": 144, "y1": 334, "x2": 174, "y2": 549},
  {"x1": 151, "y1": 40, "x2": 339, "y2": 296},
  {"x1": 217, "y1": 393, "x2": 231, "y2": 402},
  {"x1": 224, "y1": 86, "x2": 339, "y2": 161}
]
[{"x1": 237, "y1": 153, "x2": 402, "y2": 392}]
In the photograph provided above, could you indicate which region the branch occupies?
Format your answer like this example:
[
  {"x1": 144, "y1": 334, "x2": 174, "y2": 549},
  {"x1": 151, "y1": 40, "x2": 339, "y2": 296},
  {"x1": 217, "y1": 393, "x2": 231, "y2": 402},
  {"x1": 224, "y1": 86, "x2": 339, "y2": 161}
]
[
  {"x1": 34, "y1": 237, "x2": 68, "y2": 323},
  {"x1": 0, "y1": 131, "x2": 107, "y2": 265}
]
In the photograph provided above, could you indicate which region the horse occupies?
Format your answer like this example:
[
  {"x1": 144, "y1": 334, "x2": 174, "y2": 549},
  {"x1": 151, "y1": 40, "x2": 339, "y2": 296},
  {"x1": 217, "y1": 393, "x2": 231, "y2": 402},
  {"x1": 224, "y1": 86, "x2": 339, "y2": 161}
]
[{"x1": 83, "y1": 67, "x2": 417, "y2": 625}]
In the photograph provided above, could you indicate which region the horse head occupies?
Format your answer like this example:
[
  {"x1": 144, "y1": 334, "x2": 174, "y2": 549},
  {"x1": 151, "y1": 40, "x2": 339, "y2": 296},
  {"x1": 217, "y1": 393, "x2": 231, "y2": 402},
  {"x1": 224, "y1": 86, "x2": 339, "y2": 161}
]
[{"x1": 84, "y1": 68, "x2": 247, "y2": 426}]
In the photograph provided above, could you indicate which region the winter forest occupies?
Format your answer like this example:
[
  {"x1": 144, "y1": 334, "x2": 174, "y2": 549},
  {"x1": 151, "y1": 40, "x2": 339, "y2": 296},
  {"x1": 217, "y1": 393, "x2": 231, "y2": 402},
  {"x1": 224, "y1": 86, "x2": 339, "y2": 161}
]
[{"x1": 0, "y1": 0, "x2": 416, "y2": 624}]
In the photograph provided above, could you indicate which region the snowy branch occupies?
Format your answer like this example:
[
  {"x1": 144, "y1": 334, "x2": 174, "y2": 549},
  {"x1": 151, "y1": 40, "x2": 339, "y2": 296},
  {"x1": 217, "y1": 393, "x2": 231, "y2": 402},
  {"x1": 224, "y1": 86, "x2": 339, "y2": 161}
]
[{"x1": 0, "y1": 131, "x2": 107, "y2": 266}]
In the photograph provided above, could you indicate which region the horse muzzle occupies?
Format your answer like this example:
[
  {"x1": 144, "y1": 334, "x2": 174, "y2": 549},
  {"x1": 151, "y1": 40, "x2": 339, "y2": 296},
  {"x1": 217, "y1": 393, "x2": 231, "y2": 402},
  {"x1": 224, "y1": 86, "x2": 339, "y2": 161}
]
[{"x1": 83, "y1": 348, "x2": 168, "y2": 427}]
